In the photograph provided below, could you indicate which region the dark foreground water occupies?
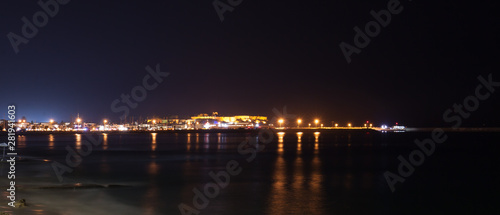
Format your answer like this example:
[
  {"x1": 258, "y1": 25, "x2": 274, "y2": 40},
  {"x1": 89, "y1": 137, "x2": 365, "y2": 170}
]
[{"x1": 0, "y1": 130, "x2": 499, "y2": 215}]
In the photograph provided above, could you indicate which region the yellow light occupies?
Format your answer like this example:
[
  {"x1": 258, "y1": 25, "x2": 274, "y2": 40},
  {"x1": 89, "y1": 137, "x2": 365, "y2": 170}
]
[
  {"x1": 297, "y1": 119, "x2": 302, "y2": 124},
  {"x1": 315, "y1": 119, "x2": 319, "y2": 124},
  {"x1": 335, "y1": 123, "x2": 338, "y2": 127},
  {"x1": 278, "y1": 118, "x2": 284, "y2": 128},
  {"x1": 50, "y1": 119, "x2": 54, "y2": 123},
  {"x1": 76, "y1": 118, "x2": 81, "y2": 123},
  {"x1": 321, "y1": 124, "x2": 323, "y2": 127},
  {"x1": 104, "y1": 119, "x2": 108, "y2": 124},
  {"x1": 153, "y1": 120, "x2": 156, "y2": 124},
  {"x1": 348, "y1": 123, "x2": 352, "y2": 127},
  {"x1": 370, "y1": 124, "x2": 373, "y2": 127}
]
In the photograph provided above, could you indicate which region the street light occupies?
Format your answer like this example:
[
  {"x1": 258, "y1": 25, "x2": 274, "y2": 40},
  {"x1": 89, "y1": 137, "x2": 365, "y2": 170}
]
[
  {"x1": 49, "y1": 119, "x2": 54, "y2": 124},
  {"x1": 297, "y1": 119, "x2": 302, "y2": 128},
  {"x1": 348, "y1": 123, "x2": 352, "y2": 128},
  {"x1": 314, "y1": 119, "x2": 319, "y2": 128},
  {"x1": 75, "y1": 117, "x2": 82, "y2": 130},
  {"x1": 335, "y1": 123, "x2": 338, "y2": 127},
  {"x1": 320, "y1": 124, "x2": 323, "y2": 128},
  {"x1": 103, "y1": 119, "x2": 108, "y2": 124},
  {"x1": 278, "y1": 119, "x2": 284, "y2": 128}
]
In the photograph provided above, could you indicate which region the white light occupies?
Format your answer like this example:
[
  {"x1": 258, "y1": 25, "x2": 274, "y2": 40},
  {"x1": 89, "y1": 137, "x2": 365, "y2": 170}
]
[{"x1": 118, "y1": 125, "x2": 128, "y2": 131}]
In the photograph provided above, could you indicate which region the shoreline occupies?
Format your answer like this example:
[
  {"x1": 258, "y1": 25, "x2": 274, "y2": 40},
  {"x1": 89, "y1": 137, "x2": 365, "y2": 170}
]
[{"x1": 2, "y1": 127, "x2": 500, "y2": 136}]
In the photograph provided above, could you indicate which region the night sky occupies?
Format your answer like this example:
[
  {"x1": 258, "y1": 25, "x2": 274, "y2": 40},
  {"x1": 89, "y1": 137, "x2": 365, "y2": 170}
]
[{"x1": 1, "y1": 0, "x2": 498, "y2": 127}]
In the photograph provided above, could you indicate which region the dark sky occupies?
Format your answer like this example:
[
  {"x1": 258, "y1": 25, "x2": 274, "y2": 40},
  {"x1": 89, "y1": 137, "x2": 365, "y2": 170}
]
[{"x1": 1, "y1": 0, "x2": 499, "y2": 127}]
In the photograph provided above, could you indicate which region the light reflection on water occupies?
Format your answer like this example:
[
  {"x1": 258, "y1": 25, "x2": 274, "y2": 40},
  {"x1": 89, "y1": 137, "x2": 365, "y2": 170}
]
[
  {"x1": 102, "y1": 133, "x2": 108, "y2": 150},
  {"x1": 277, "y1": 132, "x2": 284, "y2": 153},
  {"x1": 268, "y1": 133, "x2": 325, "y2": 214},
  {"x1": 13, "y1": 131, "x2": 391, "y2": 214},
  {"x1": 314, "y1": 132, "x2": 320, "y2": 151},
  {"x1": 17, "y1": 135, "x2": 26, "y2": 149},
  {"x1": 8, "y1": 131, "x2": 497, "y2": 215},
  {"x1": 75, "y1": 133, "x2": 81, "y2": 150},
  {"x1": 48, "y1": 134, "x2": 54, "y2": 150},
  {"x1": 142, "y1": 160, "x2": 160, "y2": 215},
  {"x1": 297, "y1": 132, "x2": 303, "y2": 152},
  {"x1": 151, "y1": 133, "x2": 157, "y2": 151},
  {"x1": 204, "y1": 133, "x2": 210, "y2": 149}
]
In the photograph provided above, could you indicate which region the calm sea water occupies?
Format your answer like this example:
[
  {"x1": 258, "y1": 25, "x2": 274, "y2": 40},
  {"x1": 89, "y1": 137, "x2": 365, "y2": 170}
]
[{"x1": 1, "y1": 130, "x2": 499, "y2": 215}]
